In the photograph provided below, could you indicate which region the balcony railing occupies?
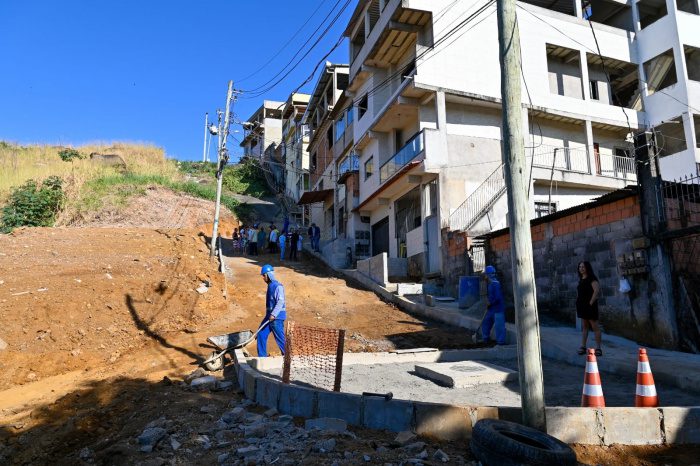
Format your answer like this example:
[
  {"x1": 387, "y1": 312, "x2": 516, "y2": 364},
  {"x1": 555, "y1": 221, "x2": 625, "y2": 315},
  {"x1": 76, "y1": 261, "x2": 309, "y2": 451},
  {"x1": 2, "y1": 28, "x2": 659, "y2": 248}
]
[
  {"x1": 531, "y1": 144, "x2": 590, "y2": 174},
  {"x1": 379, "y1": 131, "x2": 425, "y2": 183},
  {"x1": 596, "y1": 152, "x2": 637, "y2": 181},
  {"x1": 338, "y1": 154, "x2": 360, "y2": 178}
]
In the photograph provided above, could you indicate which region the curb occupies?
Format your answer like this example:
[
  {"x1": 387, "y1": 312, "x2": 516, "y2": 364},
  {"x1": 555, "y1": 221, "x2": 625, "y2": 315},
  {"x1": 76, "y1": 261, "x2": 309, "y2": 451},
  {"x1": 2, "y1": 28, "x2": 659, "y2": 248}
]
[{"x1": 232, "y1": 349, "x2": 700, "y2": 445}]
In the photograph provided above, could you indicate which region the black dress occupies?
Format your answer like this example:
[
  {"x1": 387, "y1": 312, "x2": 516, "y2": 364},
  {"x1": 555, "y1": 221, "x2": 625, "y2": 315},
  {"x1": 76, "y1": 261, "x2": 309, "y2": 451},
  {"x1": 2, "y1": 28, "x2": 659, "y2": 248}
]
[{"x1": 576, "y1": 277, "x2": 599, "y2": 320}]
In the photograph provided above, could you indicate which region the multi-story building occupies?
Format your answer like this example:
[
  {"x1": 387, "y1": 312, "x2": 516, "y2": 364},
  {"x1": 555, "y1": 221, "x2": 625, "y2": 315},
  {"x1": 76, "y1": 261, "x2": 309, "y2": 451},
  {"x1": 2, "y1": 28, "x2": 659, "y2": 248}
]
[
  {"x1": 339, "y1": 0, "x2": 700, "y2": 286},
  {"x1": 240, "y1": 100, "x2": 284, "y2": 191},
  {"x1": 281, "y1": 93, "x2": 311, "y2": 203},
  {"x1": 298, "y1": 63, "x2": 349, "y2": 249}
]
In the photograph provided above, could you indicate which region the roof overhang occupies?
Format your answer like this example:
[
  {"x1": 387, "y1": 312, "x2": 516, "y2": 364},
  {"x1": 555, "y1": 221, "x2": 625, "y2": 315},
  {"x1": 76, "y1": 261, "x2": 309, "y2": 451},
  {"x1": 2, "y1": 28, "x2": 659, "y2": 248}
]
[{"x1": 298, "y1": 189, "x2": 334, "y2": 205}]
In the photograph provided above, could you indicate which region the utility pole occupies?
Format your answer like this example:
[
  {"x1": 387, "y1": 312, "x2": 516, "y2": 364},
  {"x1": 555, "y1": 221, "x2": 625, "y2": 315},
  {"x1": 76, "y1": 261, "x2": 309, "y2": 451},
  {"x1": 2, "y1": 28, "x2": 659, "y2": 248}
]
[
  {"x1": 496, "y1": 0, "x2": 546, "y2": 430},
  {"x1": 210, "y1": 80, "x2": 234, "y2": 257},
  {"x1": 202, "y1": 112, "x2": 209, "y2": 162}
]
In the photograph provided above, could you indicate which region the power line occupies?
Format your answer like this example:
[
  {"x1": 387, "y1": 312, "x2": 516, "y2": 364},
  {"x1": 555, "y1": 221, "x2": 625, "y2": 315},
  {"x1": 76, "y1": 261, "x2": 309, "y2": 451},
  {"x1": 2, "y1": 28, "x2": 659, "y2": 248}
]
[{"x1": 236, "y1": 0, "x2": 335, "y2": 84}]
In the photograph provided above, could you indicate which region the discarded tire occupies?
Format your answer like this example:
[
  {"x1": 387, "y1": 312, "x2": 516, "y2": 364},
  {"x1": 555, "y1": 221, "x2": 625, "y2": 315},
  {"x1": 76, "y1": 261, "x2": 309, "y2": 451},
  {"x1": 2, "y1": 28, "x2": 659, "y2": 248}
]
[{"x1": 470, "y1": 419, "x2": 577, "y2": 466}]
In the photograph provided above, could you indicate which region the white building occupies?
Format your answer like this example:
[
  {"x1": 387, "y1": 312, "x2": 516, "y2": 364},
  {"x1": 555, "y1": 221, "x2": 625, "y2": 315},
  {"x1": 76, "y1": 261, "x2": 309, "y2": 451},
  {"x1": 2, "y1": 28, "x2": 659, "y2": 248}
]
[
  {"x1": 341, "y1": 0, "x2": 700, "y2": 284},
  {"x1": 240, "y1": 100, "x2": 285, "y2": 189}
]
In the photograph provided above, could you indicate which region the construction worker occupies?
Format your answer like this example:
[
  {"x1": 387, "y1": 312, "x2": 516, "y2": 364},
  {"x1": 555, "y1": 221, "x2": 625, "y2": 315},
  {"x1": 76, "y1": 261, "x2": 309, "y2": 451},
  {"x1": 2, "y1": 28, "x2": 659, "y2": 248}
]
[
  {"x1": 482, "y1": 265, "x2": 506, "y2": 345},
  {"x1": 257, "y1": 264, "x2": 286, "y2": 357}
]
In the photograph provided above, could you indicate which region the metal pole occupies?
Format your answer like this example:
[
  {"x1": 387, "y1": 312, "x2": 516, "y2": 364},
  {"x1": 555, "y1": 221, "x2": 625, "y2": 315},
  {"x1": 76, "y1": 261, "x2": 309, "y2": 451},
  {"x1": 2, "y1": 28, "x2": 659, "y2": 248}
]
[
  {"x1": 202, "y1": 112, "x2": 209, "y2": 162},
  {"x1": 496, "y1": 0, "x2": 546, "y2": 430},
  {"x1": 210, "y1": 80, "x2": 234, "y2": 257}
]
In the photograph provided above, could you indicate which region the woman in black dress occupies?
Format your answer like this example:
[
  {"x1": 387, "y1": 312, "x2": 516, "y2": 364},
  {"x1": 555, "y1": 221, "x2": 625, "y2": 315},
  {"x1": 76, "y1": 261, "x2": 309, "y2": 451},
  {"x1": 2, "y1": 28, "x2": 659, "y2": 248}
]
[{"x1": 576, "y1": 261, "x2": 602, "y2": 356}]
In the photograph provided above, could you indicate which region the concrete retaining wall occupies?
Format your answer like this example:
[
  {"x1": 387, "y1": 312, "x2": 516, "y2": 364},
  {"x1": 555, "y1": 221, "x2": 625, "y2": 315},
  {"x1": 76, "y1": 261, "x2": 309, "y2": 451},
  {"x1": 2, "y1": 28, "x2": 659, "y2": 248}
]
[{"x1": 232, "y1": 348, "x2": 700, "y2": 445}]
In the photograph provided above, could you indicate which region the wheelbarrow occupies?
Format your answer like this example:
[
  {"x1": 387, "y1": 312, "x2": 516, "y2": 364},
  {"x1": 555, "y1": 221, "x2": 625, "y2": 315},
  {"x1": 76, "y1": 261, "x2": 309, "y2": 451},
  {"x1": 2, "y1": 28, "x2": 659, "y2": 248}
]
[{"x1": 201, "y1": 320, "x2": 270, "y2": 371}]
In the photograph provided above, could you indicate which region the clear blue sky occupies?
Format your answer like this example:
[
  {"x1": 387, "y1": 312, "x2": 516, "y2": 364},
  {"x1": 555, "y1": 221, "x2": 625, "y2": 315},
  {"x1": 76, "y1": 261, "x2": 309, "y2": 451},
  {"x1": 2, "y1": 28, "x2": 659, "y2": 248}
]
[{"x1": 0, "y1": 1, "x2": 353, "y2": 161}]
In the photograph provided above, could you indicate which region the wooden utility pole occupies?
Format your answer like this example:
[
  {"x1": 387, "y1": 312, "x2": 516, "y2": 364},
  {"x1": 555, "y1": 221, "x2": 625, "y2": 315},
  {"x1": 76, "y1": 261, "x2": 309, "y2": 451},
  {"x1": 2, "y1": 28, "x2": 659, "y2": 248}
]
[
  {"x1": 496, "y1": 0, "x2": 547, "y2": 430},
  {"x1": 210, "y1": 80, "x2": 234, "y2": 257}
]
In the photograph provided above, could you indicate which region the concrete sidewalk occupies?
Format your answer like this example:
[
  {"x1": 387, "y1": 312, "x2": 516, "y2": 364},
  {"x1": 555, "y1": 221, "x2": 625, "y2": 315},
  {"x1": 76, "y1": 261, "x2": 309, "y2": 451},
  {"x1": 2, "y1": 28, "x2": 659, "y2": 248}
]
[{"x1": 304, "y1": 247, "x2": 700, "y2": 394}]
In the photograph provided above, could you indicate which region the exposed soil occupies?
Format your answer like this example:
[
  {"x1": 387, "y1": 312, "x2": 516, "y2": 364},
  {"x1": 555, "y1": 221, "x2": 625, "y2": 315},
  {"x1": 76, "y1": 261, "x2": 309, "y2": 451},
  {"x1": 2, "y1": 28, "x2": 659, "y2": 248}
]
[{"x1": 0, "y1": 188, "x2": 697, "y2": 465}]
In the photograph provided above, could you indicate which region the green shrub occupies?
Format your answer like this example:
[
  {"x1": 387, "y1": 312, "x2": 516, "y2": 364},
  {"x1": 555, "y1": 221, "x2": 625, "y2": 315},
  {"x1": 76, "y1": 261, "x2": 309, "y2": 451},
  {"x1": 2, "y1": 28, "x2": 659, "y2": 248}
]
[
  {"x1": 222, "y1": 159, "x2": 270, "y2": 198},
  {"x1": 1, "y1": 176, "x2": 65, "y2": 232},
  {"x1": 58, "y1": 148, "x2": 84, "y2": 163}
]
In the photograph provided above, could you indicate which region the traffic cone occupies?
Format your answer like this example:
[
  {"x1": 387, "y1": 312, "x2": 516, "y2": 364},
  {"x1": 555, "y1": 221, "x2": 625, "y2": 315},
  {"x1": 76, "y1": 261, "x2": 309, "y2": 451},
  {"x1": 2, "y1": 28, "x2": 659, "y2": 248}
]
[
  {"x1": 635, "y1": 348, "x2": 658, "y2": 407},
  {"x1": 581, "y1": 348, "x2": 605, "y2": 407}
]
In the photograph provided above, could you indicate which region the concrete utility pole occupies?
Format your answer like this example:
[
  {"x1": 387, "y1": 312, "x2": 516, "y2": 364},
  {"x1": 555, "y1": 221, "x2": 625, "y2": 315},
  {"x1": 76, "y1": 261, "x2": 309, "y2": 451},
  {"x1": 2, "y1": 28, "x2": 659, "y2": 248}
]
[
  {"x1": 202, "y1": 112, "x2": 209, "y2": 162},
  {"x1": 210, "y1": 80, "x2": 235, "y2": 257},
  {"x1": 496, "y1": 0, "x2": 547, "y2": 430}
]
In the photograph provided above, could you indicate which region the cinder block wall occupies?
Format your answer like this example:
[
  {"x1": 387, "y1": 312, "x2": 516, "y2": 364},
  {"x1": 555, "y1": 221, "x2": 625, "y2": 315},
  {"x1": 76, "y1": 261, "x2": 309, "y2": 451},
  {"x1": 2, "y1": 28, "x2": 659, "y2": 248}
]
[{"x1": 485, "y1": 195, "x2": 668, "y2": 347}]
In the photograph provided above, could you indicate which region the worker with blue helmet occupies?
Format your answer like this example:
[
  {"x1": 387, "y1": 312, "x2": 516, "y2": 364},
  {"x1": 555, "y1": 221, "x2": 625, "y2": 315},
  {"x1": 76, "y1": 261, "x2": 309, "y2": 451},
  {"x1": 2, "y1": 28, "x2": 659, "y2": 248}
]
[
  {"x1": 482, "y1": 264, "x2": 506, "y2": 345},
  {"x1": 257, "y1": 264, "x2": 286, "y2": 357}
]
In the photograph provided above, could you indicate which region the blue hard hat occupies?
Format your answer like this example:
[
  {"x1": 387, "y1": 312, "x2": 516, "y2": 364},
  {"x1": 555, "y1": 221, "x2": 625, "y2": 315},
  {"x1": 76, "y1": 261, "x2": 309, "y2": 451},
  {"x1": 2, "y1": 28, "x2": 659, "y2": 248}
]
[
  {"x1": 484, "y1": 265, "x2": 496, "y2": 275},
  {"x1": 260, "y1": 264, "x2": 274, "y2": 276}
]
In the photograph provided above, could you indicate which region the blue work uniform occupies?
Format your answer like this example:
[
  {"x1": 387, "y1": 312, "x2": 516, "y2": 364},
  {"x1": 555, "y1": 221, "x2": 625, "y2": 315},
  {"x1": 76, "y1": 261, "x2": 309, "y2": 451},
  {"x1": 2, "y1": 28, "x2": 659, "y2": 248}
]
[
  {"x1": 257, "y1": 279, "x2": 286, "y2": 357},
  {"x1": 482, "y1": 277, "x2": 506, "y2": 344}
]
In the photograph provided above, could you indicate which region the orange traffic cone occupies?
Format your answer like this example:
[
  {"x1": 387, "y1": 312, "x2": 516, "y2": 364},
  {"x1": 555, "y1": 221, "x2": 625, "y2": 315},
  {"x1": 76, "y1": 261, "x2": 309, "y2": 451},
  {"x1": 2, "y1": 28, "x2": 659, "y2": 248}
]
[
  {"x1": 635, "y1": 348, "x2": 658, "y2": 407},
  {"x1": 581, "y1": 348, "x2": 605, "y2": 407}
]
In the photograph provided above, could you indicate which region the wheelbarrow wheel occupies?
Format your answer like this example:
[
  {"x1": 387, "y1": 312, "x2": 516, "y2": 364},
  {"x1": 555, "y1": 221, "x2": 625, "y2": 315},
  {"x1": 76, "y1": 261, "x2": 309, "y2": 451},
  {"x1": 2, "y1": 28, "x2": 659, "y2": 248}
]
[{"x1": 204, "y1": 351, "x2": 224, "y2": 372}]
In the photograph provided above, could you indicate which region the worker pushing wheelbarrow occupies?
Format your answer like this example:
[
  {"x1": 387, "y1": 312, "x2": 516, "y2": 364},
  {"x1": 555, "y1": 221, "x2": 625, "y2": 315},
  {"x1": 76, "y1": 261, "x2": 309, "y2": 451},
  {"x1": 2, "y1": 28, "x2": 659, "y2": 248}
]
[{"x1": 202, "y1": 264, "x2": 286, "y2": 371}]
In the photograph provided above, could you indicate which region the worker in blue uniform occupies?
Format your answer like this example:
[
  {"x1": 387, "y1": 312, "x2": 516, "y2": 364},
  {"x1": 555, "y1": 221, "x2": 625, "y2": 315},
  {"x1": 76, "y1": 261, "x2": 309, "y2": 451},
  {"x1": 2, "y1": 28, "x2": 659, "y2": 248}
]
[
  {"x1": 257, "y1": 264, "x2": 286, "y2": 357},
  {"x1": 482, "y1": 265, "x2": 506, "y2": 345}
]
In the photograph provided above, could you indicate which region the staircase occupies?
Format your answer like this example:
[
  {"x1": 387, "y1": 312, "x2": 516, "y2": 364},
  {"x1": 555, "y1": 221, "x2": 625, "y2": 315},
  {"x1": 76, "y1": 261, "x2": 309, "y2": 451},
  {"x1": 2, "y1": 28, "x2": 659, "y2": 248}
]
[{"x1": 449, "y1": 163, "x2": 506, "y2": 233}]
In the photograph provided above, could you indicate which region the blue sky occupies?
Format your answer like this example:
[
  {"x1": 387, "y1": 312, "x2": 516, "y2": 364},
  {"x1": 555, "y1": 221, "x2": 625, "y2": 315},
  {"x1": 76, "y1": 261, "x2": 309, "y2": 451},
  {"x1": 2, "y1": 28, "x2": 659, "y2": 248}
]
[{"x1": 0, "y1": 1, "x2": 353, "y2": 161}]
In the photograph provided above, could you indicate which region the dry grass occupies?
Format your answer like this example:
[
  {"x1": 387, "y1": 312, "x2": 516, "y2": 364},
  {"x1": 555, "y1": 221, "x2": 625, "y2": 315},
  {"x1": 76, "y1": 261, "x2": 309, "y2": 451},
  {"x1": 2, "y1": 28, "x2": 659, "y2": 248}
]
[{"x1": 0, "y1": 141, "x2": 178, "y2": 201}]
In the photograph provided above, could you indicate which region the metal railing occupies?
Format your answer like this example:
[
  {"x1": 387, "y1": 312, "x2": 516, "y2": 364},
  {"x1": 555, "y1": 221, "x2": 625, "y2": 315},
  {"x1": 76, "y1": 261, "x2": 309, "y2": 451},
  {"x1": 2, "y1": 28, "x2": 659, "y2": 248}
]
[
  {"x1": 660, "y1": 173, "x2": 700, "y2": 229},
  {"x1": 449, "y1": 163, "x2": 506, "y2": 233},
  {"x1": 338, "y1": 154, "x2": 360, "y2": 178},
  {"x1": 379, "y1": 131, "x2": 425, "y2": 183},
  {"x1": 596, "y1": 152, "x2": 637, "y2": 181},
  {"x1": 531, "y1": 144, "x2": 590, "y2": 174}
]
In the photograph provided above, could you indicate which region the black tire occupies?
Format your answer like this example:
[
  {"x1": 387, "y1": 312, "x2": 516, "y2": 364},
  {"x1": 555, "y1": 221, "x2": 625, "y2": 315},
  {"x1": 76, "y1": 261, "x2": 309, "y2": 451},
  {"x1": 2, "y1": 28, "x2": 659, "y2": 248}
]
[{"x1": 470, "y1": 419, "x2": 577, "y2": 466}]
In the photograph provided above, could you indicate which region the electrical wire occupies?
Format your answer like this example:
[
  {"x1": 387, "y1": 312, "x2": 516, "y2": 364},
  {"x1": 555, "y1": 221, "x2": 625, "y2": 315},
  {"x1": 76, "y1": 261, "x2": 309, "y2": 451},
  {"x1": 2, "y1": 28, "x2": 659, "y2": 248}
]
[{"x1": 236, "y1": 0, "x2": 335, "y2": 84}]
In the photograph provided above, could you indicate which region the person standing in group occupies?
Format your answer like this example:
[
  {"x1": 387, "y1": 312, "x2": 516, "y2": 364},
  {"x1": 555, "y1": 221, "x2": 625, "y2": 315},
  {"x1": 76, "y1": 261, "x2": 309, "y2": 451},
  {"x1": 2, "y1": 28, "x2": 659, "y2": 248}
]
[
  {"x1": 249, "y1": 224, "x2": 258, "y2": 256},
  {"x1": 482, "y1": 265, "x2": 506, "y2": 345},
  {"x1": 290, "y1": 229, "x2": 299, "y2": 261},
  {"x1": 257, "y1": 264, "x2": 286, "y2": 357},
  {"x1": 576, "y1": 261, "x2": 602, "y2": 356},
  {"x1": 297, "y1": 233, "x2": 303, "y2": 257},
  {"x1": 257, "y1": 224, "x2": 267, "y2": 255},
  {"x1": 240, "y1": 225, "x2": 248, "y2": 256},
  {"x1": 278, "y1": 231, "x2": 286, "y2": 261},
  {"x1": 232, "y1": 228, "x2": 240, "y2": 255},
  {"x1": 269, "y1": 225, "x2": 278, "y2": 254}
]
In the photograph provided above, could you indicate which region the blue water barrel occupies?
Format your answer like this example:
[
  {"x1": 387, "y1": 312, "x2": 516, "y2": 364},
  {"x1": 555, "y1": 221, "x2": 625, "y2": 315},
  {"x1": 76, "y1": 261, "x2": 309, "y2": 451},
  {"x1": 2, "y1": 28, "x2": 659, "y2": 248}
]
[{"x1": 458, "y1": 276, "x2": 480, "y2": 309}]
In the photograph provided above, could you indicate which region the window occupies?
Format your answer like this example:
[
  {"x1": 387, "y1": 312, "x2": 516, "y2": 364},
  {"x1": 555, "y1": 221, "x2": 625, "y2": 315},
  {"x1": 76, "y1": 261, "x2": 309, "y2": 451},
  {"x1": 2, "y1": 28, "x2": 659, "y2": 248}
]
[
  {"x1": 535, "y1": 202, "x2": 557, "y2": 218},
  {"x1": 644, "y1": 49, "x2": 677, "y2": 95},
  {"x1": 364, "y1": 156, "x2": 374, "y2": 180},
  {"x1": 582, "y1": 0, "x2": 634, "y2": 31},
  {"x1": 358, "y1": 95, "x2": 368, "y2": 119},
  {"x1": 677, "y1": 0, "x2": 700, "y2": 14},
  {"x1": 346, "y1": 106, "x2": 354, "y2": 125},
  {"x1": 685, "y1": 45, "x2": 700, "y2": 81},
  {"x1": 335, "y1": 115, "x2": 345, "y2": 141},
  {"x1": 590, "y1": 80, "x2": 600, "y2": 100},
  {"x1": 655, "y1": 117, "x2": 687, "y2": 158},
  {"x1": 637, "y1": 0, "x2": 668, "y2": 29},
  {"x1": 311, "y1": 152, "x2": 317, "y2": 171},
  {"x1": 546, "y1": 44, "x2": 583, "y2": 99},
  {"x1": 351, "y1": 20, "x2": 365, "y2": 62}
]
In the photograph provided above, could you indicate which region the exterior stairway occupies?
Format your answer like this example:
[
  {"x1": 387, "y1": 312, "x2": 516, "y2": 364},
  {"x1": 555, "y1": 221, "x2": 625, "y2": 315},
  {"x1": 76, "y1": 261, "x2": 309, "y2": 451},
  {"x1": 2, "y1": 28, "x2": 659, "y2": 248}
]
[{"x1": 449, "y1": 163, "x2": 506, "y2": 234}]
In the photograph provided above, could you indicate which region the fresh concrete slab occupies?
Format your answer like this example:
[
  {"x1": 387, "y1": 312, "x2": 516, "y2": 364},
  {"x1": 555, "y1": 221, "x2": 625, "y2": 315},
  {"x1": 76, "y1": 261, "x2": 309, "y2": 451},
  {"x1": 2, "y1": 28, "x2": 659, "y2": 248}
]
[{"x1": 415, "y1": 361, "x2": 517, "y2": 388}]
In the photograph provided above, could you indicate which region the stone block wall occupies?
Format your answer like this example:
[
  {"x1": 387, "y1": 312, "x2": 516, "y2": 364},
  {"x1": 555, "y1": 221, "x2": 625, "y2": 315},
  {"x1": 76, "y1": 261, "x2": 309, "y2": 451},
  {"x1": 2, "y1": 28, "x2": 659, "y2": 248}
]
[{"x1": 486, "y1": 194, "x2": 672, "y2": 347}]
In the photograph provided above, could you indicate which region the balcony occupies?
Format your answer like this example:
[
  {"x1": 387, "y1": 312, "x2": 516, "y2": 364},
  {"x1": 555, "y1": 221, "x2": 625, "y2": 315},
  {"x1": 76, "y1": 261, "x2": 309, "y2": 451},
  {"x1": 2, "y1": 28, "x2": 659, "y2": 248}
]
[
  {"x1": 596, "y1": 152, "x2": 637, "y2": 182},
  {"x1": 531, "y1": 144, "x2": 590, "y2": 174},
  {"x1": 338, "y1": 154, "x2": 360, "y2": 184},
  {"x1": 379, "y1": 131, "x2": 425, "y2": 183}
]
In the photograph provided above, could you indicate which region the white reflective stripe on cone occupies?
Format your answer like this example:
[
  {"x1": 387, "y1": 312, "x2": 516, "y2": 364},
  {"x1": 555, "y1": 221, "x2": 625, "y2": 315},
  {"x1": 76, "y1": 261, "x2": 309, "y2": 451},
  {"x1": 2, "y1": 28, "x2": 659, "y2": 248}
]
[
  {"x1": 583, "y1": 384, "x2": 604, "y2": 397},
  {"x1": 586, "y1": 362, "x2": 599, "y2": 373},
  {"x1": 636, "y1": 384, "x2": 657, "y2": 397},
  {"x1": 637, "y1": 361, "x2": 651, "y2": 373}
]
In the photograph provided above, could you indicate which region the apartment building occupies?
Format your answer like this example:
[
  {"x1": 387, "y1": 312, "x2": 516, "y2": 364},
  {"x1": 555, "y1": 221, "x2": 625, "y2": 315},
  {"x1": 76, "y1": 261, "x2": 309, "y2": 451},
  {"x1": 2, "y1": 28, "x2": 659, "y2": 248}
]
[
  {"x1": 240, "y1": 100, "x2": 284, "y2": 189},
  {"x1": 281, "y1": 93, "x2": 311, "y2": 204},
  {"x1": 337, "y1": 0, "x2": 700, "y2": 285},
  {"x1": 298, "y1": 63, "x2": 349, "y2": 248}
]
